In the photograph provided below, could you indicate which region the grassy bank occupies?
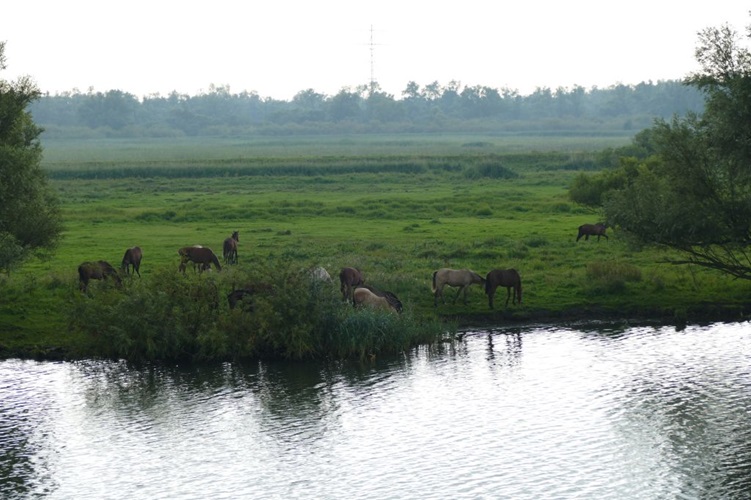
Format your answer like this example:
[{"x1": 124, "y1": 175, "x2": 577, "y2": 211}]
[{"x1": 2, "y1": 134, "x2": 749, "y2": 361}]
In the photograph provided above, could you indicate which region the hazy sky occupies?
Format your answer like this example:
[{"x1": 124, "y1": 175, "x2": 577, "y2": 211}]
[{"x1": 2, "y1": 1, "x2": 748, "y2": 100}]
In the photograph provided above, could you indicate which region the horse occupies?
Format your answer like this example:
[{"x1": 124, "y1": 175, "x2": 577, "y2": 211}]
[
  {"x1": 485, "y1": 269, "x2": 522, "y2": 309},
  {"x1": 576, "y1": 223, "x2": 608, "y2": 242},
  {"x1": 78, "y1": 260, "x2": 122, "y2": 292},
  {"x1": 120, "y1": 246, "x2": 142, "y2": 277},
  {"x1": 353, "y1": 286, "x2": 403, "y2": 314},
  {"x1": 178, "y1": 246, "x2": 222, "y2": 273},
  {"x1": 339, "y1": 267, "x2": 364, "y2": 302},
  {"x1": 223, "y1": 231, "x2": 239, "y2": 265},
  {"x1": 432, "y1": 268, "x2": 485, "y2": 306}
]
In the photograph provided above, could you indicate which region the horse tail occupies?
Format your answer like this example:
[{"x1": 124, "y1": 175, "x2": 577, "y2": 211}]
[
  {"x1": 431, "y1": 271, "x2": 437, "y2": 293},
  {"x1": 484, "y1": 273, "x2": 492, "y2": 294}
]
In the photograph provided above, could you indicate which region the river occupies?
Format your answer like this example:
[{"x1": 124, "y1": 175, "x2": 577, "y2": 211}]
[{"x1": 2, "y1": 322, "x2": 750, "y2": 499}]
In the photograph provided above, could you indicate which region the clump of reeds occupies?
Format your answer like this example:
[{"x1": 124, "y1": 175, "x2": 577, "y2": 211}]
[{"x1": 69, "y1": 261, "x2": 451, "y2": 362}]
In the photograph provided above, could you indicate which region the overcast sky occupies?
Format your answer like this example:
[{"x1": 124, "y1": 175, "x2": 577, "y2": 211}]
[{"x1": 2, "y1": 1, "x2": 748, "y2": 100}]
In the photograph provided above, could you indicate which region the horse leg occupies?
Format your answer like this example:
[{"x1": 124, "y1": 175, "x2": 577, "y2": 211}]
[
  {"x1": 505, "y1": 286, "x2": 512, "y2": 307},
  {"x1": 457, "y1": 285, "x2": 469, "y2": 305},
  {"x1": 452, "y1": 285, "x2": 464, "y2": 304},
  {"x1": 487, "y1": 286, "x2": 495, "y2": 309},
  {"x1": 434, "y1": 285, "x2": 443, "y2": 307}
]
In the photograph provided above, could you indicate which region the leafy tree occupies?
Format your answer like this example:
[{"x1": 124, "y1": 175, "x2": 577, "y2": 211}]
[
  {"x1": 603, "y1": 20, "x2": 751, "y2": 279},
  {"x1": 0, "y1": 42, "x2": 62, "y2": 274}
]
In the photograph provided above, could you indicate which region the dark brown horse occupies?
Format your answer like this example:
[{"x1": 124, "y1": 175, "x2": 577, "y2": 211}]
[
  {"x1": 576, "y1": 223, "x2": 608, "y2": 242},
  {"x1": 120, "y1": 246, "x2": 142, "y2": 277},
  {"x1": 178, "y1": 246, "x2": 222, "y2": 273},
  {"x1": 78, "y1": 260, "x2": 122, "y2": 292},
  {"x1": 339, "y1": 267, "x2": 364, "y2": 302},
  {"x1": 223, "y1": 231, "x2": 239, "y2": 265},
  {"x1": 485, "y1": 269, "x2": 522, "y2": 309}
]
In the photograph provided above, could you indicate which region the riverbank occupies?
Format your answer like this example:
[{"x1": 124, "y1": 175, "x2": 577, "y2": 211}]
[{"x1": 3, "y1": 296, "x2": 749, "y2": 363}]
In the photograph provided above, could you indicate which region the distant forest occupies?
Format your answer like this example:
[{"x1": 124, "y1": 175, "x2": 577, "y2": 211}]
[{"x1": 30, "y1": 80, "x2": 705, "y2": 138}]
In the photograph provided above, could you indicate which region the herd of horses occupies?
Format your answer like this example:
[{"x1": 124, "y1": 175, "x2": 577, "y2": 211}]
[{"x1": 77, "y1": 223, "x2": 609, "y2": 310}]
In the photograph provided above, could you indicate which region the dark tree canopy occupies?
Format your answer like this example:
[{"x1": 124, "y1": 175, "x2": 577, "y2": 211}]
[
  {"x1": 0, "y1": 42, "x2": 62, "y2": 273},
  {"x1": 601, "y1": 20, "x2": 751, "y2": 279}
]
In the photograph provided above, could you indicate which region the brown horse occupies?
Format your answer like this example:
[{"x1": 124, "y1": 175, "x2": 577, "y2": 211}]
[
  {"x1": 576, "y1": 223, "x2": 608, "y2": 242},
  {"x1": 227, "y1": 283, "x2": 273, "y2": 310},
  {"x1": 120, "y1": 246, "x2": 142, "y2": 277},
  {"x1": 353, "y1": 286, "x2": 403, "y2": 314},
  {"x1": 78, "y1": 260, "x2": 122, "y2": 292},
  {"x1": 339, "y1": 267, "x2": 364, "y2": 302},
  {"x1": 485, "y1": 269, "x2": 522, "y2": 309},
  {"x1": 178, "y1": 246, "x2": 222, "y2": 273},
  {"x1": 223, "y1": 231, "x2": 239, "y2": 265},
  {"x1": 432, "y1": 268, "x2": 485, "y2": 306}
]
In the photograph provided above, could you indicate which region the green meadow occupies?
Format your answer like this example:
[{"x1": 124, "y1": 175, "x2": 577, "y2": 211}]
[{"x1": 2, "y1": 133, "x2": 750, "y2": 361}]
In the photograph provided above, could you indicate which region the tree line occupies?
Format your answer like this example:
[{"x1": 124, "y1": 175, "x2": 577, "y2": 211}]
[{"x1": 30, "y1": 80, "x2": 704, "y2": 138}]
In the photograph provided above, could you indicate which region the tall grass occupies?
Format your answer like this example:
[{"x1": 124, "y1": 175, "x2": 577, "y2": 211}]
[{"x1": 69, "y1": 262, "x2": 451, "y2": 362}]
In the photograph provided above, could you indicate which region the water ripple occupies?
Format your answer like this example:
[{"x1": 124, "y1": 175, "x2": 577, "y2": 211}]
[{"x1": 2, "y1": 322, "x2": 751, "y2": 498}]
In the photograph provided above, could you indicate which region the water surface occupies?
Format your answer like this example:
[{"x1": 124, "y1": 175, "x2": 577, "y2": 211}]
[{"x1": 2, "y1": 322, "x2": 750, "y2": 499}]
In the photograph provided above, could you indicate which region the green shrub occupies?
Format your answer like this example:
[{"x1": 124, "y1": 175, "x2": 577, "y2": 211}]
[{"x1": 68, "y1": 261, "x2": 451, "y2": 362}]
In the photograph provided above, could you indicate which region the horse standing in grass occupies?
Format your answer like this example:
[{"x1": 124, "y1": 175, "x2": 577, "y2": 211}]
[
  {"x1": 353, "y1": 286, "x2": 403, "y2": 314},
  {"x1": 339, "y1": 267, "x2": 364, "y2": 302},
  {"x1": 78, "y1": 261, "x2": 122, "y2": 292},
  {"x1": 120, "y1": 246, "x2": 142, "y2": 277},
  {"x1": 432, "y1": 268, "x2": 485, "y2": 306},
  {"x1": 485, "y1": 269, "x2": 522, "y2": 309},
  {"x1": 178, "y1": 246, "x2": 222, "y2": 273},
  {"x1": 576, "y1": 223, "x2": 608, "y2": 242},
  {"x1": 223, "y1": 231, "x2": 239, "y2": 265}
]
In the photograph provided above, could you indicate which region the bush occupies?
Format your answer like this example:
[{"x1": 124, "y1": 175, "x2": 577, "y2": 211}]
[{"x1": 69, "y1": 261, "x2": 451, "y2": 362}]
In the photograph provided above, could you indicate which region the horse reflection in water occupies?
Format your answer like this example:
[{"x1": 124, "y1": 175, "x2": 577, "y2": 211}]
[
  {"x1": 78, "y1": 260, "x2": 122, "y2": 292},
  {"x1": 486, "y1": 332, "x2": 523, "y2": 368}
]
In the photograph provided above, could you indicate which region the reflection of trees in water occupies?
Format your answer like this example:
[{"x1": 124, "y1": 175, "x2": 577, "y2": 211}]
[
  {"x1": 0, "y1": 362, "x2": 59, "y2": 498},
  {"x1": 622, "y1": 368, "x2": 751, "y2": 497}
]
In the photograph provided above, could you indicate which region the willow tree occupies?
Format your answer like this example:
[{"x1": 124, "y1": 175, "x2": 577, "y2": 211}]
[
  {"x1": 602, "y1": 20, "x2": 751, "y2": 280},
  {"x1": 0, "y1": 42, "x2": 62, "y2": 274}
]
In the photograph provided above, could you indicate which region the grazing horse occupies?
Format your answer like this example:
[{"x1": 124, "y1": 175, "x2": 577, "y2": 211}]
[
  {"x1": 577, "y1": 223, "x2": 608, "y2": 242},
  {"x1": 485, "y1": 269, "x2": 522, "y2": 309},
  {"x1": 178, "y1": 246, "x2": 222, "y2": 273},
  {"x1": 223, "y1": 231, "x2": 239, "y2": 265},
  {"x1": 353, "y1": 286, "x2": 403, "y2": 314},
  {"x1": 120, "y1": 246, "x2": 142, "y2": 277},
  {"x1": 78, "y1": 260, "x2": 122, "y2": 292},
  {"x1": 432, "y1": 268, "x2": 485, "y2": 306},
  {"x1": 339, "y1": 267, "x2": 364, "y2": 302}
]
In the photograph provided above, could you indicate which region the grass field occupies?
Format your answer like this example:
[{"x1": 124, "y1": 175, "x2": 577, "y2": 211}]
[{"x1": 2, "y1": 133, "x2": 749, "y2": 361}]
